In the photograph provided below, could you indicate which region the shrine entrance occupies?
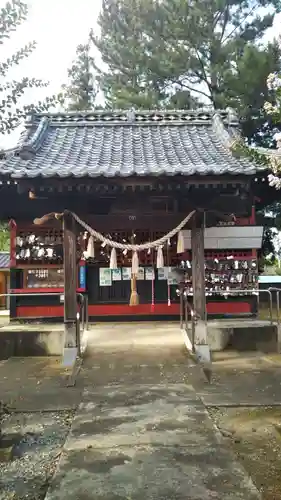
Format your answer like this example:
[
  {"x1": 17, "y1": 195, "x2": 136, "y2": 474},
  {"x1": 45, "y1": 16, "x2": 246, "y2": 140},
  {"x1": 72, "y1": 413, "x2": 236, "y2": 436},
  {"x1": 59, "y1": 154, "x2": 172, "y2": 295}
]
[{"x1": 0, "y1": 108, "x2": 275, "y2": 376}]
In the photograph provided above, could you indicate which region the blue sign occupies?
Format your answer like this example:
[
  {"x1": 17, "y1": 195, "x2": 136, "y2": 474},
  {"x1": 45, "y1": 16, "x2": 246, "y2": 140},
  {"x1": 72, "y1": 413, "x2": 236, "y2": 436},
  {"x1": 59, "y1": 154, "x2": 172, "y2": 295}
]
[{"x1": 79, "y1": 265, "x2": 86, "y2": 289}]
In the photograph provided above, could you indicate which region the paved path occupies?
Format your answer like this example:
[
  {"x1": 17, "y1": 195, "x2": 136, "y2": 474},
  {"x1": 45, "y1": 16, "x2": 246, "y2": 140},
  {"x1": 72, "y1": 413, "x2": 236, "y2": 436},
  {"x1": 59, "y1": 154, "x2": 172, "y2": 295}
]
[{"x1": 46, "y1": 323, "x2": 261, "y2": 500}]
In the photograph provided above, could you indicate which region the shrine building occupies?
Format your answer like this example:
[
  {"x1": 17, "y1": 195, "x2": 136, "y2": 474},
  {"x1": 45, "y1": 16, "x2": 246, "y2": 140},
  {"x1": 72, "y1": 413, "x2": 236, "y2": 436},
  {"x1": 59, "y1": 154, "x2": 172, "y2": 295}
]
[{"x1": 0, "y1": 108, "x2": 275, "y2": 321}]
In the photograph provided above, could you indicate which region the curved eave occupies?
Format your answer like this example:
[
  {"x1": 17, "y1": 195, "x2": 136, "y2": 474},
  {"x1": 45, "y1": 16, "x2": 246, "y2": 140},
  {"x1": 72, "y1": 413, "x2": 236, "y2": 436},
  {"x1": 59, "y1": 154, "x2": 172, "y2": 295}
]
[{"x1": 0, "y1": 168, "x2": 267, "y2": 181}]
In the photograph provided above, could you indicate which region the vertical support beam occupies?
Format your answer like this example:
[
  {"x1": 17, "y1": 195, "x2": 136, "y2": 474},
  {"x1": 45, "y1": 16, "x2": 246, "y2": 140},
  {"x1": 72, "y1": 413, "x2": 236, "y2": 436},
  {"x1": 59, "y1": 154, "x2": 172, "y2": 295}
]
[
  {"x1": 9, "y1": 220, "x2": 17, "y2": 319},
  {"x1": 63, "y1": 210, "x2": 77, "y2": 348},
  {"x1": 191, "y1": 212, "x2": 211, "y2": 370},
  {"x1": 191, "y1": 212, "x2": 206, "y2": 325},
  {"x1": 9, "y1": 220, "x2": 17, "y2": 268},
  {"x1": 9, "y1": 268, "x2": 17, "y2": 320}
]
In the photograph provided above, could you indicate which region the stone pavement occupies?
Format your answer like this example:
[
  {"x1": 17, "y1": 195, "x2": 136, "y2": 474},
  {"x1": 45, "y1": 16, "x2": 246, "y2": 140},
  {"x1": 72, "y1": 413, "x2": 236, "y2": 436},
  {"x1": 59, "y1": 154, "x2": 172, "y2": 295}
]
[
  {"x1": 192, "y1": 351, "x2": 281, "y2": 407},
  {"x1": 0, "y1": 356, "x2": 82, "y2": 411},
  {"x1": 46, "y1": 323, "x2": 261, "y2": 500}
]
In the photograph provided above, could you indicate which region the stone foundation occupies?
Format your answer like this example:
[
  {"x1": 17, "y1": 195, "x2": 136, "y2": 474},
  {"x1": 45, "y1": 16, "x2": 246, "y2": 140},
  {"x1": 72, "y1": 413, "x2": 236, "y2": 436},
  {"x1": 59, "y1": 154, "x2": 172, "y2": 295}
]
[
  {"x1": 0, "y1": 324, "x2": 65, "y2": 360},
  {"x1": 207, "y1": 320, "x2": 278, "y2": 353}
]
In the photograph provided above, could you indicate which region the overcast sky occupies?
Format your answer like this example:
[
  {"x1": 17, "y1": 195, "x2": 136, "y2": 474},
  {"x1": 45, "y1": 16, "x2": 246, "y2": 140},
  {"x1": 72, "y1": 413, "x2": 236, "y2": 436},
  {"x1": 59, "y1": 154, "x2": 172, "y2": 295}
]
[
  {"x1": 0, "y1": 0, "x2": 280, "y2": 147},
  {"x1": 2, "y1": 0, "x2": 102, "y2": 93}
]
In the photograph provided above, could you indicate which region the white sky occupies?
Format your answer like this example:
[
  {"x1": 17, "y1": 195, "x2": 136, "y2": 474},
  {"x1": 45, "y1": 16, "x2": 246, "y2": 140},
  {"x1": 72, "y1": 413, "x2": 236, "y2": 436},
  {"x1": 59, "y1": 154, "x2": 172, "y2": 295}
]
[
  {"x1": 2, "y1": 0, "x2": 102, "y2": 94},
  {"x1": 0, "y1": 0, "x2": 103, "y2": 147},
  {"x1": 0, "y1": 0, "x2": 280, "y2": 148}
]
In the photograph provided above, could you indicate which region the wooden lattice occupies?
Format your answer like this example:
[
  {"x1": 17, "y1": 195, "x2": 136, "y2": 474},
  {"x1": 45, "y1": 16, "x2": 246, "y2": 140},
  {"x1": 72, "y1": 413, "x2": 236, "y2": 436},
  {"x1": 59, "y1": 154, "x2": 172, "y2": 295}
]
[{"x1": 14, "y1": 226, "x2": 85, "y2": 267}]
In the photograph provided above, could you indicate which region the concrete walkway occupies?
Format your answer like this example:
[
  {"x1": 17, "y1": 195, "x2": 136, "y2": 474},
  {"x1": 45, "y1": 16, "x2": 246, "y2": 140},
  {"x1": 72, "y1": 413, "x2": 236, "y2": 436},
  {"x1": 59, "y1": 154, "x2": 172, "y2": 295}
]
[{"x1": 46, "y1": 323, "x2": 261, "y2": 500}]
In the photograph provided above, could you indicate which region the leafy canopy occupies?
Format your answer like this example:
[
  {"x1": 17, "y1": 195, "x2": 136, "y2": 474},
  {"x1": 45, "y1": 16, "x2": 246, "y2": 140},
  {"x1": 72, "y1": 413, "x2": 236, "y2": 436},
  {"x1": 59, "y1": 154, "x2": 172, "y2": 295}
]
[
  {"x1": 62, "y1": 41, "x2": 98, "y2": 111},
  {"x1": 91, "y1": 0, "x2": 281, "y2": 113},
  {"x1": 0, "y1": 0, "x2": 63, "y2": 134}
]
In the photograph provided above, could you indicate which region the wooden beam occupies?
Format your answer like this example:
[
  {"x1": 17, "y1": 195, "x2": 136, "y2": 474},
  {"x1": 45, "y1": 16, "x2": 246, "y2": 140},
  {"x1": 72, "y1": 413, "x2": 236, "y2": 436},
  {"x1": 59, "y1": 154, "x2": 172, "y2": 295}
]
[
  {"x1": 63, "y1": 210, "x2": 77, "y2": 347},
  {"x1": 191, "y1": 211, "x2": 211, "y2": 374},
  {"x1": 191, "y1": 212, "x2": 206, "y2": 322}
]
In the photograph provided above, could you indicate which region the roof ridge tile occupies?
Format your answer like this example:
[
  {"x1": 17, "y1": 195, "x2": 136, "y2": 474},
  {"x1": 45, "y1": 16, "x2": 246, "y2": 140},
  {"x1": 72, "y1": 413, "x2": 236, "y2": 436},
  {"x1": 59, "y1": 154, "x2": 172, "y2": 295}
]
[{"x1": 26, "y1": 108, "x2": 240, "y2": 127}]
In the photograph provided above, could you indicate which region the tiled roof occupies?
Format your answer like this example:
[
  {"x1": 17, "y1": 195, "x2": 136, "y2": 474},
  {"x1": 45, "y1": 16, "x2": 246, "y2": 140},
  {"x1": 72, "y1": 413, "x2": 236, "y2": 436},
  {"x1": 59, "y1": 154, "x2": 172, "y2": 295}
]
[
  {"x1": 0, "y1": 252, "x2": 9, "y2": 269},
  {"x1": 0, "y1": 109, "x2": 265, "y2": 179}
]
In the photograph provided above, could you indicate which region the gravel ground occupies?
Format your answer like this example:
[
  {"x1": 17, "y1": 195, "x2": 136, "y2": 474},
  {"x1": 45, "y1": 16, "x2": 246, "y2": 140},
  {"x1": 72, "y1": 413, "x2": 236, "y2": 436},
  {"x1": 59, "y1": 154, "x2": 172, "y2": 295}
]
[
  {"x1": 208, "y1": 406, "x2": 281, "y2": 500},
  {"x1": 0, "y1": 410, "x2": 74, "y2": 500}
]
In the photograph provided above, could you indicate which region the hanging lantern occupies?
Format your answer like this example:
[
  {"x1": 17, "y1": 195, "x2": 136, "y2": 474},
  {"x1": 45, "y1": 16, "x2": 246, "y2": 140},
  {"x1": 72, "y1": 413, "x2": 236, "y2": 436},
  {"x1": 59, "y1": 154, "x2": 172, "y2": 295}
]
[
  {"x1": 109, "y1": 247, "x2": 117, "y2": 269},
  {"x1": 177, "y1": 230, "x2": 185, "y2": 254}
]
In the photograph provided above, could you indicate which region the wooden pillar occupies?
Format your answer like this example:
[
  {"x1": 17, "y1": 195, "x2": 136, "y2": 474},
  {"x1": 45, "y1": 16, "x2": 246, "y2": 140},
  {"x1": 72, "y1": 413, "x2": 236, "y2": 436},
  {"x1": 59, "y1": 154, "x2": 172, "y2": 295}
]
[
  {"x1": 63, "y1": 210, "x2": 77, "y2": 347},
  {"x1": 191, "y1": 212, "x2": 208, "y2": 345}
]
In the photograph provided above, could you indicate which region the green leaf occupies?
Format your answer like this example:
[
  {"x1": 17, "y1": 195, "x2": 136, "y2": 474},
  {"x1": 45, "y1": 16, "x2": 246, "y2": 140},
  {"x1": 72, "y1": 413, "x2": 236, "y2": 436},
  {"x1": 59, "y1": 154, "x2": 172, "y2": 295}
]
[{"x1": 0, "y1": 1, "x2": 63, "y2": 134}]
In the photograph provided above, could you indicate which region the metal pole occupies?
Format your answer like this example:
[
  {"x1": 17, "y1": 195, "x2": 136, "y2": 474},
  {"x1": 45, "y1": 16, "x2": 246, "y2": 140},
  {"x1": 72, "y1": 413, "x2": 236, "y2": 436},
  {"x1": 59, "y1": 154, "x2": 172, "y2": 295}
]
[
  {"x1": 273, "y1": 290, "x2": 280, "y2": 324},
  {"x1": 191, "y1": 311, "x2": 195, "y2": 352},
  {"x1": 76, "y1": 312, "x2": 81, "y2": 357},
  {"x1": 184, "y1": 296, "x2": 188, "y2": 334},
  {"x1": 80, "y1": 296, "x2": 84, "y2": 332},
  {"x1": 268, "y1": 290, "x2": 273, "y2": 325},
  {"x1": 85, "y1": 295, "x2": 89, "y2": 331},
  {"x1": 180, "y1": 292, "x2": 183, "y2": 329},
  {"x1": 268, "y1": 287, "x2": 281, "y2": 324},
  {"x1": 277, "y1": 291, "x2": 281, "y2": 353}
]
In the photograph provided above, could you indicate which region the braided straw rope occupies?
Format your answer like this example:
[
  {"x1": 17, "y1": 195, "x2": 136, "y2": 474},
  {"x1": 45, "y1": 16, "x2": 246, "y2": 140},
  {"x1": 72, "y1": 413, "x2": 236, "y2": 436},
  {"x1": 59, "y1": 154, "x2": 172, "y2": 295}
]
[{"x1": 72, "y1": 210, "x2": 196, "y2": 251}]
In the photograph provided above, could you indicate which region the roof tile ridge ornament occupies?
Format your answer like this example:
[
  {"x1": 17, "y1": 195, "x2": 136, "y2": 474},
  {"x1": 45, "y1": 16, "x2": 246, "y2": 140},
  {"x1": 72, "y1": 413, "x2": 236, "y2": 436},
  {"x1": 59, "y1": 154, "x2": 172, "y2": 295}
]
[
  {"x1": 14, "y1": 107, "x2": 241, "y2": 127},
  {"x1": 41, "y1": 109, "x2": 133, "y2": 125},
  {"x1": 131, "y1": 107, "x2": 215, "y2": 124},
  {"x1": 127, "y1": 107, "x2": 136, "y2": 122},
  {"x1": 226, "y1": 107, "x2": 239, "y2": 126},
  {"x1": 212, "y1": 110, "x2": 241, "y2": 150},
  {"x1": 18, "y1": 116, "x2": 50, "y2": 160},
  {"x1": 46, "y1": 107, "x2": 216, "y2": 124}
]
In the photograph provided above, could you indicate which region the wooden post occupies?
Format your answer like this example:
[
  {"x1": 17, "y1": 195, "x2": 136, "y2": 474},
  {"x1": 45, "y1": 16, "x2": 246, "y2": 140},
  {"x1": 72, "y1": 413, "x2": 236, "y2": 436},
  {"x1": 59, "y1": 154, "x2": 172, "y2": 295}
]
[
  {"x1": 191, "y1": 212, "x2": 207, "y2": 325},
  {"x1": 191, "y1": 212, "x2": 211, "y2": 372},
  {"x1": 63, "y1": 210, "x2": 77, "y2": 347}
]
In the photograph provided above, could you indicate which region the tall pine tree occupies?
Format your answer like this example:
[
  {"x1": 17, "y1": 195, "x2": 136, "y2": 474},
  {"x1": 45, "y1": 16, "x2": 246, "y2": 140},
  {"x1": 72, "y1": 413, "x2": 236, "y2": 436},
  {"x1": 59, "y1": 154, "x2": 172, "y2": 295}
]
[
  {"x1": 225, "y1": 42, "x2": 281, "y2": 145},
  {"x1": 91, "y1": 0, "x2": 281, "y2": 129},
  {"x1": 0, "y1": 1, "x2": 62, "y2": 134},
  {"x1": 62, "y1": 41, "x2": 97, "y2": 111}
]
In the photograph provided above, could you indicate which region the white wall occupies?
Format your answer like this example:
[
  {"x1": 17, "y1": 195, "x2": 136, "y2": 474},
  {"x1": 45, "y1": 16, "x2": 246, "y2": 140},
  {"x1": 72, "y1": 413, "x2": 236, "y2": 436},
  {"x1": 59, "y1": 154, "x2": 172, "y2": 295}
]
[{"x1": 183, "y1": 226, "x2": 263, "y2": 250}]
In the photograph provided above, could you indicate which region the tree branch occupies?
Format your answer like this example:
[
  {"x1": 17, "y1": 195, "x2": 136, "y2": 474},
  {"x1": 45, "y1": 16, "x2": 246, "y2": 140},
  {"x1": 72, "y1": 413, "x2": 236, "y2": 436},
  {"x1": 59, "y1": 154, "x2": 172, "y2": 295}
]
[
  {"x1": 176, "y1": 80, "x2": 211, "y2": 100},
  {"x1": 222, "y1": 3, "x2": 258, "y2": 45},
  {"x1": 219, "y1": 1, "x2": 230, "y2": 42}
]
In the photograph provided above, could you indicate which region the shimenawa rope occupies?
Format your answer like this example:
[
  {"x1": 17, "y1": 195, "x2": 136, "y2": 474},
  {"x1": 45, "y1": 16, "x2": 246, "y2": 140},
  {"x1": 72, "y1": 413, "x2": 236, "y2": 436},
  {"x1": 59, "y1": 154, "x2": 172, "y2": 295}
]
[{"x1": 71, "y1": 210, "x2": 195, "y2": 251}]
